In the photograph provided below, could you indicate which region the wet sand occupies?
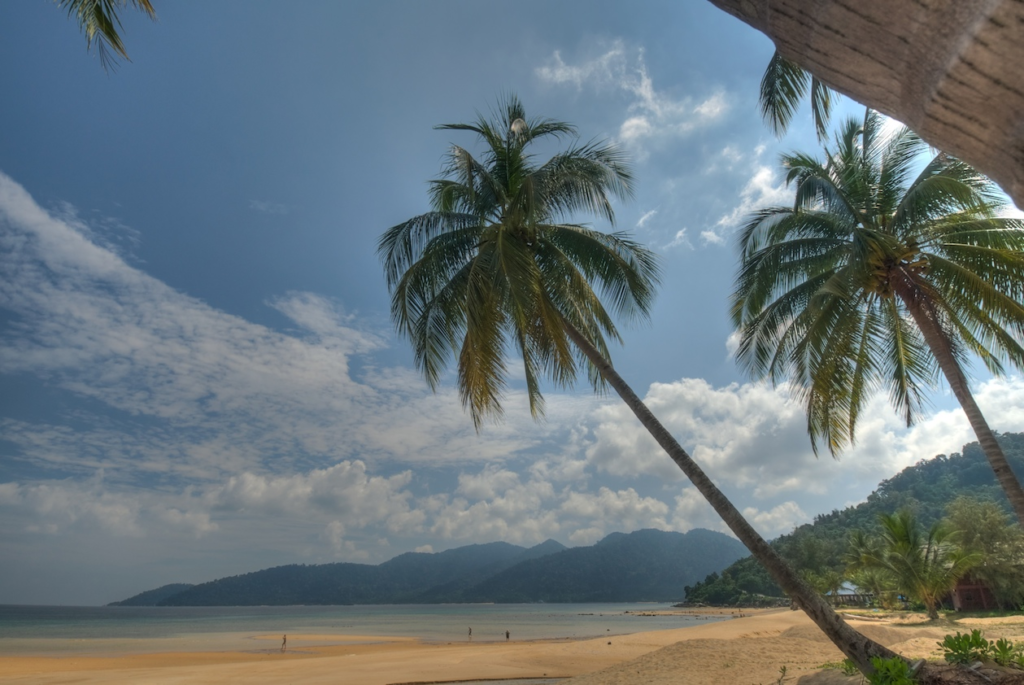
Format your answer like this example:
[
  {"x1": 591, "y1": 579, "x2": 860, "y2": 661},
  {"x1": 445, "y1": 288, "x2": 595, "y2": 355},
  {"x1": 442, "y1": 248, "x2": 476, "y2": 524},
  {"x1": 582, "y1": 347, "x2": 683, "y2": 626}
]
[{"x1": 3, "y1": 609, "x2": 1022, "y2": 684}]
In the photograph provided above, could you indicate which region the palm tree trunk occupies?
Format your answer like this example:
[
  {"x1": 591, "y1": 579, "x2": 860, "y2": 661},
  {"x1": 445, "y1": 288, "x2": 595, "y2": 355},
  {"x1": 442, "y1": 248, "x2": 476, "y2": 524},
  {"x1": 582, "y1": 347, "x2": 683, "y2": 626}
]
[
  {"x1": 892, "y1": 271, "x2": 1024, "y2": 526},
  {"x1": 560, "y1": 319, "x2": 897, "y2": 673}
]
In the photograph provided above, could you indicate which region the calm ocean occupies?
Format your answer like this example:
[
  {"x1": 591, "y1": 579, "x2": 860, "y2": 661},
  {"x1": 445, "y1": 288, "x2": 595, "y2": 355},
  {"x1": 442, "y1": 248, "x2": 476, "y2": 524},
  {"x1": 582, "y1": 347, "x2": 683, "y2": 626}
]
[{"x1": 0, "y1": 603, "x2": 726, "y2": 656}]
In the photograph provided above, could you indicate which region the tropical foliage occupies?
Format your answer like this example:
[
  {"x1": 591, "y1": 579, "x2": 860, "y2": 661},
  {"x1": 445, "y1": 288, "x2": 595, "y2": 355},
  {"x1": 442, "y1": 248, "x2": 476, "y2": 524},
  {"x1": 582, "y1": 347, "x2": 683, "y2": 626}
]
[
  {"x1": 684, "y1": 435, "x2": 1024, "y2": 606},
  {"x1": 731, "y1": 108, "x2": 1024, "y2": 524},
  {"x1": 847, "y1": 510, "x2": 980, "y2": 620},
  {"x1": 57, "y1": 0, "x2": 156, "y2": 69},
  {"x1": 945, "y1": 497, "x2": 1024, "y2": 607}
]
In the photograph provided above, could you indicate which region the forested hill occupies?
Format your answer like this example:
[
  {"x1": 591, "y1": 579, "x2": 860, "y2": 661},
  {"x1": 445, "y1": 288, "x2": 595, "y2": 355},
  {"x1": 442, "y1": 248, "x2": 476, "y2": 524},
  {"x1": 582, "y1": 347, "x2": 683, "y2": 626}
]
[
  {"x1": 111, "y1": 528, "x2": 747, "y2": 606},
  {"x1": 108, "y1": 583, "x2": 194, "y2": 607},
  {"x1": 684, "y1": 433, "x2": 1024, "y2": 605}
]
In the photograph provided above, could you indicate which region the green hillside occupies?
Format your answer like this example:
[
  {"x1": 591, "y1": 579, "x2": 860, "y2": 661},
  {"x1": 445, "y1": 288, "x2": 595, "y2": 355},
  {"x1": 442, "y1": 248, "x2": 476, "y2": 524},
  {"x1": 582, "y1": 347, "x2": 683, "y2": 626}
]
[
  {"x1": 458, "y1": 528, "x2": 747, "y2": 603},
  {"x1": 108, "y1": 583, "x2": 195, "y2": 607},
  {"x1": 684, "y1": 433, "x2": 1024, "y2": 605}
]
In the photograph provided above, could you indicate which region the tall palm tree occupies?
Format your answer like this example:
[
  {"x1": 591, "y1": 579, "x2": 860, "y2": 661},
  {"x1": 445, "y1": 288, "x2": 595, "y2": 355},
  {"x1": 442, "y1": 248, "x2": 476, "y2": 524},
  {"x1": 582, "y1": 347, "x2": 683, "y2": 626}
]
[
  {"x1": 847, "y1": 511, "x2": 980, "y2": 620},
  {"x1": 58, "y1": 0, "x2": 156, "y2": 70},
  {"x1": 732, "y1": 109, "x2": 1024, "y2": 526},
  {"x1": 380, "y1": 96, "x2": 900, "y2": 674},
  {"x1": 759, "y1": 50, "x2": 837, "y2": 140}
]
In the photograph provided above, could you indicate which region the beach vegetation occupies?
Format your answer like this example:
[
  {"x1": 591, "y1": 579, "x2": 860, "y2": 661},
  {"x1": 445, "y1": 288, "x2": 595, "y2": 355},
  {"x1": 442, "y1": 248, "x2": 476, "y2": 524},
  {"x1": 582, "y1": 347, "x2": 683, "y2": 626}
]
[
  {"x1": 731, "y1": 108, "x2": 1024, "y2": 526},
  {"x1": 939, "y1": 630, "x2": 1024, "y2": 670},
  {"x1": 867, "y1": 656, "x2": 917, "y2": 685},
  {"x1": 940, "y1": 630, "x2": 993, "y2": 665},
  {"x1": 991, "y1": 638, "x2": 1024, "y2": 668}
]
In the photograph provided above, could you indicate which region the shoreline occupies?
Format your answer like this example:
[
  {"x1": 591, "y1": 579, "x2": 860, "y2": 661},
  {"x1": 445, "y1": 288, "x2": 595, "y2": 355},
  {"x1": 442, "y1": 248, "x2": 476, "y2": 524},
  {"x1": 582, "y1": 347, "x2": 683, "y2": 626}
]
[{"x1": 3, "y1": 609, "x2": 1021, "y2": 684}]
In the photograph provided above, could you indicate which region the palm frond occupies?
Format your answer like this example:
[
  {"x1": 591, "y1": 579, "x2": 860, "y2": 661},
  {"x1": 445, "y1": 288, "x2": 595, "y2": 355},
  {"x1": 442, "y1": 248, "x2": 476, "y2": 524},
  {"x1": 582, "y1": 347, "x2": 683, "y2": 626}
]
[
  {"x1": 809, "y1": 77, "x2": 835, "y2": 141},
  {"x1": 759, "y1": 51, "x2": 810, "y2": 137},
  {"x1": 58, "y1": 0, "x2": 156, "y2": 70}
]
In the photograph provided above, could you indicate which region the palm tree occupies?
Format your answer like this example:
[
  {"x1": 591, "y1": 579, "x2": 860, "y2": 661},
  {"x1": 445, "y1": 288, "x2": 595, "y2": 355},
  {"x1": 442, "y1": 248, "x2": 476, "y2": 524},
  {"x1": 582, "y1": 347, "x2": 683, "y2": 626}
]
[
  {"x1": 732, "y1": 108, "x2": 1024, "y2": 526},
  {"x1": 58, "y1": 0, "x2": 156, "y2": 70},
  {"x1": 380, "y1": 96, "x2": 899, "y2": 674},
  {"x1": 820, "y1": 568, "x2": 846, "y2": 606},
  {"x1": 847, "y1": 510, "x2": 980, "y2": 619},
  {"x1": 759, "y1": 50, "x2": 837, "y2": 140}
]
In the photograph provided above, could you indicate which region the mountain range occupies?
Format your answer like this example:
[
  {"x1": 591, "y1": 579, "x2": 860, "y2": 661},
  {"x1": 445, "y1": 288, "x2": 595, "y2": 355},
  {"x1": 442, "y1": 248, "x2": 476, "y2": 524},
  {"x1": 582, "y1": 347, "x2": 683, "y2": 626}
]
[{"x1": 110, "y1": 528, "x2": 747, "y2": 606}]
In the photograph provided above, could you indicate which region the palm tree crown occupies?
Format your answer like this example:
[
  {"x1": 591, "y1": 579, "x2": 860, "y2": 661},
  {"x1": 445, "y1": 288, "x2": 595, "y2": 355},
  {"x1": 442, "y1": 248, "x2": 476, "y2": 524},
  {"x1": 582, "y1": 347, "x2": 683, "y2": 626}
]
[
  {"x1": 379, "y1": 95, "x2": 659, "y2": 426},
  {"x1": 732, "y1": 108, "x2": 1024, "y2": 523}
]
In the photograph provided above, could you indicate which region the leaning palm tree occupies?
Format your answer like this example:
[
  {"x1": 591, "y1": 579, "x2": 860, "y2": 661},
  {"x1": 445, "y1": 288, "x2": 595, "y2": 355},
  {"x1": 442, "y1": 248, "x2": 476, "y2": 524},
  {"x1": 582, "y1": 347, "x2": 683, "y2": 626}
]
[
  {"x1": 58, "y1": 0, "x2": 156, "y2": 70},
  {"x1": 380, "y1": 96, "x2": 900, "y2": 674},
  {"x1": 759, "y1": 50, "x2": 837, "y2": 140},
  {"x1": 848, "y1": 511, "x2": 980, "y2": 620},
  {"x1": 732, "y1": 108, "x2": 1024, "y2": 526}
]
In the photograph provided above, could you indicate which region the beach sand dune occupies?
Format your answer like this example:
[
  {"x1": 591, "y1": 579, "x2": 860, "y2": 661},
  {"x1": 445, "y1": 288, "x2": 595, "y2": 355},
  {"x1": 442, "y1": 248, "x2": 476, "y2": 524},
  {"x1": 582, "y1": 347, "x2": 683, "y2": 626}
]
[{"x1": 3, "y1": 609, "x2": 1021, "y2": 685}]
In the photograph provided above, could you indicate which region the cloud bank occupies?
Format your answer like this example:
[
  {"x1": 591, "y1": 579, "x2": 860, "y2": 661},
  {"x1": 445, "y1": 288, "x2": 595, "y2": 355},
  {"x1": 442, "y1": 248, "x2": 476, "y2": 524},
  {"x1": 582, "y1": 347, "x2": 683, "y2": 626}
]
[{"x1": 3, "y1": 170, "x2": 1023, "y2": 604}]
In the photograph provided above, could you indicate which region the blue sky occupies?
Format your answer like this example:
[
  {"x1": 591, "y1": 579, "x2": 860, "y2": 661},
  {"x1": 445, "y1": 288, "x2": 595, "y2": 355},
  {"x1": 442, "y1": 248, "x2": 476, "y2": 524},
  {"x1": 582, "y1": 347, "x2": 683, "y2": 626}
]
[{"x1": 2, "y1": 1, "x2": 1022, "y2": 606}]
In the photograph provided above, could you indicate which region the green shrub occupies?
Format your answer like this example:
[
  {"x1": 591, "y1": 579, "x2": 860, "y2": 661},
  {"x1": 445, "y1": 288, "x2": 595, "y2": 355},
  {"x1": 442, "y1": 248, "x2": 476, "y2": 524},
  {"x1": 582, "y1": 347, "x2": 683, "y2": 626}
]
[
  {"x1": 820, "y1": 658, "x2": 860, "y2": 676},
  {"x1": 992, "y1": 638, "x2": 1017, "y2": 667},
  {"x1": 867, "y1": 656, "x2": 916, "y2": 685},
  {"x1": 940, "y1": 629, "x2": 992, "y2": 664}
]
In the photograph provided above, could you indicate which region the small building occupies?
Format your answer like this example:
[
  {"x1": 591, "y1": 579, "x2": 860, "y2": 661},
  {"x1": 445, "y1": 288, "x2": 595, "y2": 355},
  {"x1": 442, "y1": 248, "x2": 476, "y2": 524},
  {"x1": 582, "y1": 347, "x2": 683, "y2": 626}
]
[
  {"x1": 950, "y1": 577, "x2": 997, "y2": 612},
  {"x1": 828, "y1": 581, "x2": 873, "y2": 607}
]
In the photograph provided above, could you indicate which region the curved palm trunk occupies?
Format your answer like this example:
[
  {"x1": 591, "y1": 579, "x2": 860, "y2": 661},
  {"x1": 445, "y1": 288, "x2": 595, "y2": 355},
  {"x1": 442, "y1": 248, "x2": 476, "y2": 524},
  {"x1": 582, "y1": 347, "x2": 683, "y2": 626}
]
[
  {"x1": 560, "y1": 320, "x2": 897, "y2": 674},
  {"x1": 892, "y1": 271, "x2": 1024, "y2": 526}
]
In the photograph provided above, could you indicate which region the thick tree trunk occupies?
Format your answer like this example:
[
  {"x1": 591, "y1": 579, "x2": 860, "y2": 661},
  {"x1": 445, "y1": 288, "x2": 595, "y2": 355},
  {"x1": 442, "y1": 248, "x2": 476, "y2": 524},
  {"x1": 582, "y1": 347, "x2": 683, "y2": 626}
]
[
  {"x1": 891, "y1": 270, "x2": 1024, "y2": 526},
  {"x1": 560, "y1": 319, "x2": 897, "y2": 674},
  {"x1": 705, "y1": 0, "x2": 1024, "y2": 209}
]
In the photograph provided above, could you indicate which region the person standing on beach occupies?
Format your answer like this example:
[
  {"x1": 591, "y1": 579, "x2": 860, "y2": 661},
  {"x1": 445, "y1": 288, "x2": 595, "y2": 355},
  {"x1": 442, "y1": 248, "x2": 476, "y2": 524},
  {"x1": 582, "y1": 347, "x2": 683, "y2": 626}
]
[
  {"x1": 505, "y1": 630, "x2": 509, "y2": 642},
  {"x1": 281, "y1": 634, "x2": 287, "y2": 652},
  {"x1": 468, "y1": 627, "x2": 472, "y2": 641}
]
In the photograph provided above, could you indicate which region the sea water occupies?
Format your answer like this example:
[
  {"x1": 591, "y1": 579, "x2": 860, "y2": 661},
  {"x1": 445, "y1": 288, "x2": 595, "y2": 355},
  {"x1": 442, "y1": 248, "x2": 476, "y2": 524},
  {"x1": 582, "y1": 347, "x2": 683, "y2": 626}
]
[{"x1": 0, "y1": 603, "x2": 728, "y2": 656}]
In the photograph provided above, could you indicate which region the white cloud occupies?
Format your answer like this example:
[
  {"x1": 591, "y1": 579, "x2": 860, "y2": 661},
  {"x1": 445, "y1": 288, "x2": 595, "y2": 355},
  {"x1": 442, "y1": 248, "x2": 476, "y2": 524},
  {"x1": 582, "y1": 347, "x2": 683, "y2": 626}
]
[
  {"x1": 704, "y1": 165, "x2": 792, "y2": 245},
  {"x1": 582, "y1": 374, "x2": 1024, "y2": 522},
  {"x1": 635, "y1": 209, "x2": 658, "y2": 229},
  {"x1": 663, "y1": 228, "x2": 692, "y2": 250},
  {"x1": 560, "y1": 486, "x2": 669, "y2": 532},
  {"x1": 700, "y1": 230, "x2": 726, "y2": 246},
  {"x1": 724, "y1": 330, "x2": 742, "y2": 359},
  {"x1": 742, "y1": 501, "x2": 808, "y2": 537},
  {"x1": 568, "y1": 527, "x2": 604, "y2": 545},
  {"x1": 536, "y1": 40, "x2": 729, "y2": 153},
  {"x1": 0, "y1": 171, "x2": 557, "y2": 481},
  {"x1": 268, "y1": 291, "x2": 384, "y2": 354},
  {"x1": 672, "y1": 488, "x2": 729, "y2": 535}
]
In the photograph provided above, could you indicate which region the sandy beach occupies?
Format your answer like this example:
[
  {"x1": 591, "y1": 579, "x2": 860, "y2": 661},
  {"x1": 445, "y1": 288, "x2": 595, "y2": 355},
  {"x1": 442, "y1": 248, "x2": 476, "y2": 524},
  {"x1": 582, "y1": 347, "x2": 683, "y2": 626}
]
[{"x1": 3, "y1": 609, "x2": 1023, "y2": 685}]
